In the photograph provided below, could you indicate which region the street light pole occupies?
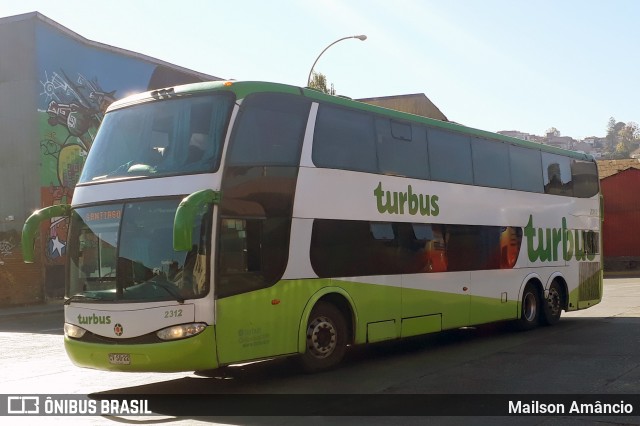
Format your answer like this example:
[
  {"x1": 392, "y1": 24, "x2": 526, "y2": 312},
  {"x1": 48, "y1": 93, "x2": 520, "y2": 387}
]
[{"x1": 306, "y1": 35, "x2": 367, "y2": 87}]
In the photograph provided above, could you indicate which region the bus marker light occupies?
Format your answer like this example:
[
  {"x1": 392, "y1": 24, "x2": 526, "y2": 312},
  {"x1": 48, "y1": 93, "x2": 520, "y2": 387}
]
[
  {"x1": 224, "y1": 81, "x2": 233, "y2": 86},
  {"x1": 271, "y1": 299, "x2": 281, "y2": 305}
]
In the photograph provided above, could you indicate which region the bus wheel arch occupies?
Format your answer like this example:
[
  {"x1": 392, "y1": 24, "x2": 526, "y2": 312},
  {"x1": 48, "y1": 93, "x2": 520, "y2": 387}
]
[
  {"x1": 542, "y1": 276, "x2": 567, "y2": 326},
  {"x1": 516, "y1": 277, "x2": 544, "y2": 331},
  {"x1": 297, "y1": 290, "x2": 356, "y2": 372}
]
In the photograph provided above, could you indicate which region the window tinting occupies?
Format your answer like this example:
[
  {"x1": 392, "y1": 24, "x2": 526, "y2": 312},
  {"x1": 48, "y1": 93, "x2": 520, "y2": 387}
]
[
  {"x1": 310, "y1": 220, "x2": 523, "y2": 278},
  {"x1": 228, "y1": 93, "x2": 311, "y2": 166},
  {"x1": 376, "y1": 119, "x2": 429, "y2": 179},
  {"x1": 472, "y1": 138, "x2": 511, "y2": 189},
  {"x1": 313, "y1": 104, "x2": 377, "y2": 173},
  {"x1": 310, "y1": 101, "x2": 591, "y2": 198},
  {"x1": 80, "y1": 93, "x2": 233, "y2": 182},
  {"x1": 217, "y1": 217, "x2": 290, "y2": 298},
  {"x1": 68, "y1": 200, "x2": 212, "y2": 302},
  {"x1": 509, "y1": 145, "x2": 544, "y2": 193},
  {"x1": 542, "y1": 152, "x2": 573, "y2": 196},
  {"x1": 571, "y1": 160, "x2": 599, "y2": 198},
  {"x1": 428, "y1": 128, "x2": 473, "y2": 184}
]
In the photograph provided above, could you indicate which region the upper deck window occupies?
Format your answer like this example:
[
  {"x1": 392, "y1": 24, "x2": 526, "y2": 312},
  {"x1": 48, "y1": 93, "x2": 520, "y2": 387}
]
[
  {"x1": 313, "y1": 104, "x2": 378, "y2": 173},
  {"x1": 79, "y1": 92, "x2": 234, "y2": 183},
  {"x1": 227, "y1": 92, "x2": 311, "y2": 167}
]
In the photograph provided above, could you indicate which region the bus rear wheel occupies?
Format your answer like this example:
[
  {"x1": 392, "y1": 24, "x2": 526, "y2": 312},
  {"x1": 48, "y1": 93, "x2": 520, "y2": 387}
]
[
  {"x1": 516, "y1": 284, "x2": 541, "y2": 331},
  {"x1": 299, "y1": 301, "x2": 347, "y2": 373},
  {"x1": 541, "y1": 280, "x2": 563, "y2": 326}
]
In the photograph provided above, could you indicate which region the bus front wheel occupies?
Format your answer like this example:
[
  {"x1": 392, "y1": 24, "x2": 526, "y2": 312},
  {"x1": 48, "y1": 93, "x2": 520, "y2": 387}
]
[
  {"x1": 299, "y1": 301, "x2": 347, "y2": 372},
  {"x1": 516, "y1": 284, "x2": 541, "y2": 331}
]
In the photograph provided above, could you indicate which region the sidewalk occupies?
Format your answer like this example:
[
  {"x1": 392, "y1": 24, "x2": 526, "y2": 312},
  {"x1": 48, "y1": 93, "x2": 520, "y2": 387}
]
[{"x1": 0, "y1": 298, "x2": 64, "y2": 319}]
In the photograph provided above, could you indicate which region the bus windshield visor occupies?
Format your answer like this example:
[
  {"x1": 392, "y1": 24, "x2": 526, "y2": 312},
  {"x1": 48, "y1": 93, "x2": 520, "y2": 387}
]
[
  {"x1": 79, "y1": 93, "x2": 234, "y2": 182},
  {"x1": 67, "y1": 199, "x2": 211, "y2": 302}
]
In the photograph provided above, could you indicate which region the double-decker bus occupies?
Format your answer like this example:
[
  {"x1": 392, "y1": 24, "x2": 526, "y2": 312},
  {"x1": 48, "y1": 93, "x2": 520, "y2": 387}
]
[{"x1": 23, "y1": 81, "x2": 602, "y2": 373}]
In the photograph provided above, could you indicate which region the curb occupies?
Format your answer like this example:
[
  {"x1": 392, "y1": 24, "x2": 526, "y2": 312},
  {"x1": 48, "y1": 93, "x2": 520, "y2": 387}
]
[{"x1": 0, "y1": 300, "x2": 64, "y2": 319}]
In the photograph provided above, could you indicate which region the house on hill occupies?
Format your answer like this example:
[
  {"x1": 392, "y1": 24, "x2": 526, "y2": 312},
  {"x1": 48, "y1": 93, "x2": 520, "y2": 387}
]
[
  {"x1": 597, "y1": 158, "x2": 640, "y2": 179},
  {"x1": 357, "y1": 93, "x2": 448, "y2": 121}
]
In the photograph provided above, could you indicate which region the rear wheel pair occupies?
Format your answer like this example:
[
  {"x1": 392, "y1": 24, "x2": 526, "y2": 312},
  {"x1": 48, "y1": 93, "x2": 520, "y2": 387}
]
[{"x1": 517, "y1": 281, "x2": 563, "y2": 330}]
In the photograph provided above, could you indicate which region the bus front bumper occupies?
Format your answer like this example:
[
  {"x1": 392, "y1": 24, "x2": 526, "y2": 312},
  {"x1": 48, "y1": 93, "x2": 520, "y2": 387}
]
[{"x1": 64, "y1": 326, "x2": 218, "y2": 372}]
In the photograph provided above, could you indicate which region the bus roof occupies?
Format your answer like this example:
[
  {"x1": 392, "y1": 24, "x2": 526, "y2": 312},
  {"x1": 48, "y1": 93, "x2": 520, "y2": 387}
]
[{"x1": 107, "y1": 80, "x2": 594, "y2": 162}]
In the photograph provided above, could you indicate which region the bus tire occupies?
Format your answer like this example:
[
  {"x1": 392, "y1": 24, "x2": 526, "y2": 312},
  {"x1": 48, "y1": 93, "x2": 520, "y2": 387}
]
[
  {"x1": 516, "y1": 284, "x2": 541, "y2": 331},
  {"x1": 541, "y1": 280, "x2": 563, "y2": 326},
  {"x1": 299, "y1": 301, "x2": 347, "y2": 373}
]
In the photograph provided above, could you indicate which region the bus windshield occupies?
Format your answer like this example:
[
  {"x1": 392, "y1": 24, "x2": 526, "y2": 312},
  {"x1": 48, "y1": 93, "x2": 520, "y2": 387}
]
[
  {"x1": 79, "y1": 92, "x2": 234, "y2": 183},
  {"x1": 67, "y1": 199, "x2": 211, "y2": 302}
]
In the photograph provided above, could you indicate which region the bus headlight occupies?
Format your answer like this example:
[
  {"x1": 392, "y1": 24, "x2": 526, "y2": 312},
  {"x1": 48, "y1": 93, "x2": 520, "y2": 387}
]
[
  {"x1": 156, "y1": 323, "x2": 207, "y2": 341},
  {"x1": 64, "y1": 323, "x2": 87, "y2": 339}
]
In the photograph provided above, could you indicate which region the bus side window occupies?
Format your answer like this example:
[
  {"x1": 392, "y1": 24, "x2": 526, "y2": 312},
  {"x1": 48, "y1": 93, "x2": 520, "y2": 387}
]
[
  {"x1": 500, "y1": 226, "x2": 522, "y2": 269},
  {"x1": 509, "y1": 145, "x2": 544, "y2": 193},
  {"x1": 542, "y1": 152, "x2": 573, "y2": 196},
  {"x1": 228, "y1": 93, "x2": 311, "y2": 167},
  {"x1": 471, "y1": 137, "x2": 511, "y2": 189},
  {"x1": 376, "y1": 118, "x2": 429, "y2": 180},
  {"x1": 571, "y1": 160, "x2": 599, "y2": 198},
  {"x1": 427, "y1": 128, "x2": 473, "y2": 185},
  {"x1": 313, "y1": 104, "x2": 377, "y2": 173},
  {"x1": 217, "y1": 217, "x2": 290, "y2": 298}
]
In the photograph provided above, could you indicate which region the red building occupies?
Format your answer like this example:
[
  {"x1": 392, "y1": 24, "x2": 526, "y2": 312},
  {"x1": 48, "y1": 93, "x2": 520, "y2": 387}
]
[{"x1": 600, "y1": 166, "x2": 640, "y2": 272}]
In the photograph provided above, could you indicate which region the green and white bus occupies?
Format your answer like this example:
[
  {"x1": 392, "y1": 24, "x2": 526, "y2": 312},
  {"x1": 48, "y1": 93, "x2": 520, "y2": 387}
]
[{"x1": 23, "y1": 81, "x2": 602, "y2": 373}]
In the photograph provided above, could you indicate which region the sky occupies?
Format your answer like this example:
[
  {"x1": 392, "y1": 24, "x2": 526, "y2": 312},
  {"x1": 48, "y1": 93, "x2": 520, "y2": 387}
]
[{"x1": 2, "y1": 0, "x2": 639, "y2": 140}]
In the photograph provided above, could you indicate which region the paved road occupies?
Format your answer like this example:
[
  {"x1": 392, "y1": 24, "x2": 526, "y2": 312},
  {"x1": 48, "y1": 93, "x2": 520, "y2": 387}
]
[{"x1": 0, "y1": 278, "x2": 639, "y2": 425}]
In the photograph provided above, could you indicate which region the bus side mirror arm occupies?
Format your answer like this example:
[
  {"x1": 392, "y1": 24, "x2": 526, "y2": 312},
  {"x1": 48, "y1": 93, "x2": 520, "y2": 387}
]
[
  {"x1": 22, "y1": 204, "x2": 71, "y2": 263},
  {"x1": 174, "y1": 189, "x2": 221, "y2": 251}
]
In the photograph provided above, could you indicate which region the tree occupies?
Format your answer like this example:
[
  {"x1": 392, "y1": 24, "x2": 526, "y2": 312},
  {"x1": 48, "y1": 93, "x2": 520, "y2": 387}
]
[
  {"x1": 308, "y1": 71, "x2": 336, "y2": 95},
  {"x1": 605, "y1": 117, "x2": 626, "y2": 153},
  {"x1": 617, "y1": 122, "x2": 640, "y2": 157},
  {"x1": 545, "y1": 127, "x2": 561, "y2": 137},
  {"x1": 603, "y1": 118, "x2": 639, "y2": 158}
]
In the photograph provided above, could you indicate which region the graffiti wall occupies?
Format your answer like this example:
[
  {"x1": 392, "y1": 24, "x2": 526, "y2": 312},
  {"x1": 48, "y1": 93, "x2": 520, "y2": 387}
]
[{"x1": 33, "y1": 20, "x2": 208, "y2": 297}]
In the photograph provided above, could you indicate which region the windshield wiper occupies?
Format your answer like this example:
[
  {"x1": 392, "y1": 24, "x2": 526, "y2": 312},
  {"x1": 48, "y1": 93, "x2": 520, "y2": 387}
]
[
  {"x1": 64, "y1": 294, "x2": 102, "y2": 305},
  {"x1": 151, "y1": 279, "x2": 185, "y2": 304}
]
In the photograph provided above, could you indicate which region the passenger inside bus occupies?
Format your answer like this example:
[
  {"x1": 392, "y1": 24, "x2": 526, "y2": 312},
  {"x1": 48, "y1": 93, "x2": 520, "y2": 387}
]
[{"x1": 187, "y1": 133, "x2": 207, "y2": 164}]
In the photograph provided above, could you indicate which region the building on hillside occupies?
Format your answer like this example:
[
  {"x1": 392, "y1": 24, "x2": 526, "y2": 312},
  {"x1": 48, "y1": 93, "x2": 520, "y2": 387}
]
[
  {"x1": 572, "y1": 141, "x2": 596, "y2": 155},
  {"x1": 357, "y1": 93, "x2": 448, "y2": 121},
  {"x1": 545, "y1": 135, "x2": 576, "y2": 150},
  {"x1": 497, "y1": 130, "x2": 535, "y2": 141},
  {"x1": 0, "y1": 12, "x2": 221, "y2": 305},
  {"x1": 599, "y1": 166, "x2": 640, "y2": 273}
]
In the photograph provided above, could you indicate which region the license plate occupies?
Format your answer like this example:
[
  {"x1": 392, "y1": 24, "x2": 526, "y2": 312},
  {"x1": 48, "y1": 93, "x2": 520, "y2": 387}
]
[{"x1": 108, "y1": 353, "x2": 131, "y2": 365}]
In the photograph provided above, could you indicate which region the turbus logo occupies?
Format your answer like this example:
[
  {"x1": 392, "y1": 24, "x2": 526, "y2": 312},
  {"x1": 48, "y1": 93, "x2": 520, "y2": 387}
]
[
  {"x1": 374, "y1": 182, "x2": 439, "y2": 216},
  {"x1": 76, "y1": 314, "x2": 112, "y2": 325},
  {"x1": 524, "y1": 215, "x2": 597, "y2": 263}
]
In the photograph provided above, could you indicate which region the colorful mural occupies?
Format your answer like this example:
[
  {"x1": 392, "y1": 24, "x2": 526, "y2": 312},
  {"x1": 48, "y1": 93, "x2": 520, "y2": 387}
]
[
  {"x1": 0, "y1": 231, "x2": 17, "y2": 266},
  {"x1": 38, "y1": 69, "x2": 116, "y2": 263},
  {"x1": 0, "y1": 13, "x2": 213, "y2": 305},
  {"x1": 35, "y1": 20, "x2": 207, "y2": 271}
]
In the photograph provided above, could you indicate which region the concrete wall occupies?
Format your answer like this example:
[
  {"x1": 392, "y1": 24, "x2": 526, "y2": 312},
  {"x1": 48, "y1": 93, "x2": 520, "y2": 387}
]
[{"x1": 0, "y1": 15, "x2": 44, "y2": 305}]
